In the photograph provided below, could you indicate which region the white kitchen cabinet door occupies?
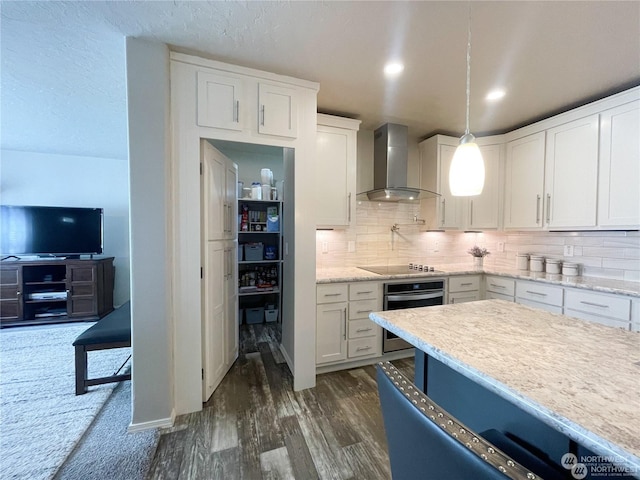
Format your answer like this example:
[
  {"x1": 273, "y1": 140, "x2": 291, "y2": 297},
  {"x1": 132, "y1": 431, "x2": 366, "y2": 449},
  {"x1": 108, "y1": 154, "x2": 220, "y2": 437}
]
[
  {"x1": 225, "y1": 242, "x2": 239, "y2": 366},
  {"x1": 225, "y1": 162, "x2": 238, "y2": 239},
  {"x1": 598, "y1": 100, "x2": 640, "y2": 228},
  {"x1": 468, "y1": 144, "x2": 501, "y2": 229},
  {"x1": 258, "y1": 83, "x2": 298, "y2": 138},
  {"x1": 504, "y1": 132, "x2": 546, "y2": 229},
  {"x1": 202, "y1": 141, "x2": 226, "y2": 242},
  {"x1": 197, "y1": 71, "x2": 244, "y2": 131},
  {"x1": 316, "y1": 302, "x2": 347, "y2": 364},
  {"x1": 438, "y1": 144, "x2": 464, "y2": 229},
  {"x1": 544, "y1": 115, "x2": 599, "y2": 228},
  {"x1": 316, "y1": 115, "x2": 360, "y2": 227}
]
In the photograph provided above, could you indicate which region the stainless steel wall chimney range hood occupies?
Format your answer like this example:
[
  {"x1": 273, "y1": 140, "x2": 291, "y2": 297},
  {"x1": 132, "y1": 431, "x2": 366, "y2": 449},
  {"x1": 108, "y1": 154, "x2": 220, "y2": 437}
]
[{"x1": 357, "y1": 123, "x2": 439, "y2": 202}]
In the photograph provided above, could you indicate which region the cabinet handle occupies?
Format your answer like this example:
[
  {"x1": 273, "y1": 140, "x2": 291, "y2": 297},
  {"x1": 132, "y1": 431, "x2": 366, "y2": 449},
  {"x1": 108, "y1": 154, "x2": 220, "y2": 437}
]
[
  {"x1": 260, "y1": 105, "x2": 265, "y2": 126},
  {"x1": 323, "y1": 293, "x2": 342, "y2": 297},
  {"x1": 348, "y1": 193, "x2": 352, "y2": 223},
  {"x1": 356, "y1": 346, "x2": 372, "y2": 352},
  {"x1": 536, "y1": 195, "x2": 541, "y2": 224},
  {"x1": 441, "y1": 199, "x2": 446, "y2": 226},
  {"x1": 490, "y1": 284, "x2": 506, "y2": 289},
  {"x1": 357, "y1": 310, "x2": 372, "y2": 314},
  {"x1": 343, "y1": 308, "x2": 347, "y2": 340},
  {"x1": 546, "y1": 194, "x2": 551, "y2": 224},
  {"x1": 580, "y1": 301, "x2": 609, "y2": 309},
  {"x1": 356, "y1": 291, "x2": 373, "y2": 295},
  {"x1": 235, "y1": 100, "x2": 239, "y2": 123},
  {"x1": 356, "y1": 327, "x2": 372, "y2": 333},
  {"x1": 526, "y1": 290, "x2": 547, "y2": 296},
  {"x1": 460, "y1": 282, "x2": 473, "y2": 286}
]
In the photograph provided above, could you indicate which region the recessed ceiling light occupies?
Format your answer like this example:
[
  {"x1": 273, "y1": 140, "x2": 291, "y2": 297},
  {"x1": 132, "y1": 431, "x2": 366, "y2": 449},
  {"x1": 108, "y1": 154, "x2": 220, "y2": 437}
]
[
  {"x1": 486, "y1": 89, "x2": 506, "y2": 101},
  {"x1": 384, "y1": 62, "x2": 404, "y2": 77}
]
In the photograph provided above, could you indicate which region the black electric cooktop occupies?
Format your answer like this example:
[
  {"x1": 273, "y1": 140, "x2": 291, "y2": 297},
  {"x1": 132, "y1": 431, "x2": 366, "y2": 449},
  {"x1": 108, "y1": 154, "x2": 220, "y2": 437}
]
[{"x1": 357, "y1": 265, "x2": 442, "y2": 275}]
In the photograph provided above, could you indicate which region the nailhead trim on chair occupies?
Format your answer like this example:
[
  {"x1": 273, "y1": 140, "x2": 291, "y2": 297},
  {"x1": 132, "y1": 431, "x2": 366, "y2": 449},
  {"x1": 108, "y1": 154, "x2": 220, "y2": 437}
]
[{"x1": 379, "y1": 362, "x2": 539, "y2": 480}]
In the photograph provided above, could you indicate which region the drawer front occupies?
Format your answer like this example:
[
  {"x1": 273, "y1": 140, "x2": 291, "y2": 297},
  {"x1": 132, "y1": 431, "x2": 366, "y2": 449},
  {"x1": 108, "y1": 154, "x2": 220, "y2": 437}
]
[
  {"x1": 0, "y1": 300, "x2": 20, "y2": 320},
  {"x1": 348, "y1": 319, "x2": 378, "y2": 339},
  {"x1": 564, "y1": 308, "x2": 630, "y2": 330},
  {"x1": 0, "y1": 285, "x2": 19, "y2": 300},
  {"x1": 69, "y1": 266, "x2": 96, "y2": 283},
  {"x1": 485, "y1": 291, "x2": 514, "y2": 302},
  {"x1": 349, "y1": 282, "x2": 379, "y2": 301},
  {"x1": 448, "y1": 291, "x2": 481, "y2": 304},
  {"x1": 0, "y1": 268, "x2": 19, "y2": 285},
  {"x1": 485, "y1": 276, "x2": 515, "y2": 296},
  {"x1": 516, "y1": 281, "x2": 563, "y2": 306},
  {"x1": 348, "y1": 299, "x2": 379, "y2": 320},
  {"x1": 71, "y1": 284, "x2": 94, "y2": 297},
  {"x1": 317, "y1": 284, "x2": 348, "y2": 304},
  {"x1": 449, "y1": 276, "x2": 481, "y2": 292},
  {"x1": 564, "y1": 290, "x2": 630, "y2": 322},
  {"x1": 517, "y1": 298, "x2": 563, "y2": 315},
  {"x1": 348, "y1": 336, "x2": 380, "y2": 358}
]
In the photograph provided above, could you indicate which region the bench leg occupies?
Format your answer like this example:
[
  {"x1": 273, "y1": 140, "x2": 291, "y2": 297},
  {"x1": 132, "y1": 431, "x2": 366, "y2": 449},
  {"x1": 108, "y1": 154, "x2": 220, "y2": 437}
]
[{"x1": 75, "y1": 345, "x2": 88, "y2": 395}]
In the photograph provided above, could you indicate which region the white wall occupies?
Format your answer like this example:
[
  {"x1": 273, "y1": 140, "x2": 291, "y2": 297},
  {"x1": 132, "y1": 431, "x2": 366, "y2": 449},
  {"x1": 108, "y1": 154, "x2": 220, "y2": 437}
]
[
  {"x1": 125, "y1": 37, "x2": 173, "y2": 429},
  {"x1": 0, "y1": 149, "x2": 130, "y2": 305}
]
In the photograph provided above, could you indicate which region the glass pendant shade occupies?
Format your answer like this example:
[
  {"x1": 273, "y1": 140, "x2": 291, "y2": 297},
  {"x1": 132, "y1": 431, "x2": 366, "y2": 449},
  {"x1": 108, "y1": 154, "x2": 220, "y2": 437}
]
[{"x1": 449, "y1": 133, "x2": 485, "y2": 196}]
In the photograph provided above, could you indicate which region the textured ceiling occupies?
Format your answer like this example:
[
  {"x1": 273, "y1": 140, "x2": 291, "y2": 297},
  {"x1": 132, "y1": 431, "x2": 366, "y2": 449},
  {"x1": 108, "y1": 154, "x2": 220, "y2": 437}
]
[{"x1": 1, "y1": 1, "x2": 639, "y2": 160}]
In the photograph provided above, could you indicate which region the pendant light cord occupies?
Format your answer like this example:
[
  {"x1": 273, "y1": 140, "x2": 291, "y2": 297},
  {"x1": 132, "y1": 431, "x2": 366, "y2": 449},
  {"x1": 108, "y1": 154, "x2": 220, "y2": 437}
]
[{"x1": 465, "y1": 4, "x2": 472, "y2": 136}]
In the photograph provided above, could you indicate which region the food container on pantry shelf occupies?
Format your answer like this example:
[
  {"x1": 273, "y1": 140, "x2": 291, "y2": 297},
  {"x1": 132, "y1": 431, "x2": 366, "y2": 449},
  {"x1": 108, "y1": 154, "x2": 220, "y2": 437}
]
[
  {"x1": 516, "y1": 254, "x2": 529, "y2": 270},
  {"x1": 261, "y1": 168, "x2": 273, "y2": 186},
  {"x1": 237, "y1": 181, "x2": 244, "y2": 198},
  {"x1": 261, "y1": 184, "x2": 271, "y2": 200},
  {"x1": 545, "y1": 259, "x2": 562, "y2": 274},
  {"x1": 251, "y1": 182, "x2": 262, "y2": 199},
  {"x1": 530, "y1": 255, "x2": 545, "y2": 272},
  {"x1": 245, "y1": 307, "x2": 264, "y2": 325},
  {"x1": 562, "y1": 262, "x2": 580, "y2": 277},
  {"x1": 242, "y1": 187, "x2": 251, "y2": 199}
]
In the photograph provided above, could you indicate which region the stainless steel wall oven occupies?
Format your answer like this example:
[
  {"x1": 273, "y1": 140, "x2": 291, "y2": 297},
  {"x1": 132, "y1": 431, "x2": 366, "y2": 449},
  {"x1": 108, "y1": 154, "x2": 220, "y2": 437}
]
[{"x1": 382, "y1": 279, "x2": 445, "y2": 352}]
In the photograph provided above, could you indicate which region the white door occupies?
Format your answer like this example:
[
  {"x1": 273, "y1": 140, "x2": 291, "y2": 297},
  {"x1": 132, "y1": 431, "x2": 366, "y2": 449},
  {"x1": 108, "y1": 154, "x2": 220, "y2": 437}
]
[
  {"x1": 202, "y1": 241, "x2": 225, "y2": 401},
  {"x1": 258, "y1": 83, "x2": 298, "y2": 138},
  {"x1": 504, "y1": 132, "x2": 546, "y2": 229},
  {"x1": 545, "y1": 115, "x2": 599, "y2": 228},
  {"x1": 196, "y1": 71, "x2": 244, "y2": 131},
  {"x1": 202, "y1": 141, "x2": 226, "y2": 241},
  {"x1": 225, "y1": 241, "x2": 239, "y2": 367},
  {"x1": 598, "y1": 101, "x2": 640, "y2": 228}
]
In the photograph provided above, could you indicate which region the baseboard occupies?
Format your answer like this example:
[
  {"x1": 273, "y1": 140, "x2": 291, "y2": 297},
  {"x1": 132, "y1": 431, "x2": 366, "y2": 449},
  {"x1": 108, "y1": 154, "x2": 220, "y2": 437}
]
[
  {"x1": 279, "y1": 343, "x2": 294, "y2": 372},
  {"x1": 127, "y1": 408, "x2": 175, "y2": 433}
]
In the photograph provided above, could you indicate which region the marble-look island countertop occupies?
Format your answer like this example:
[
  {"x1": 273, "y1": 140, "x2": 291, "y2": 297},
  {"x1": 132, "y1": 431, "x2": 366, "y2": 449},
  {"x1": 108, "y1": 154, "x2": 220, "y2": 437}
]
[{"x1": 369, "y1": 299, "x2": 640, "y2": 470}]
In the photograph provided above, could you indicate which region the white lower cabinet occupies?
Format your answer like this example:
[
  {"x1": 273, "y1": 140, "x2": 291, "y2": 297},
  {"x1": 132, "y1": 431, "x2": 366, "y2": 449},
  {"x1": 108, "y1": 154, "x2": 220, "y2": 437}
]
[
  {"x1": 316, "y1": 281, "x2": 381, "y2": 366},
  {"x1": 564, "y1": 288, "x2": 631, "y2": 329},
  {"x1": 448, "y1": 275, "x2": 481, "y2": 304},
  {"x1": 484, "y1": 276, "x2": 515, "y2": 302},
  {"x1": 515, "y1": 280, "x2": 563, "y2": 314}
]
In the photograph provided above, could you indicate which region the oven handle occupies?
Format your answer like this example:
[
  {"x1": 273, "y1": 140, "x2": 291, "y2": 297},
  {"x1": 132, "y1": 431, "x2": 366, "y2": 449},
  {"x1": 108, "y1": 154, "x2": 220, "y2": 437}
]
[{"x1": 386, "y1": 292, "x2": 444, "y2": 302}]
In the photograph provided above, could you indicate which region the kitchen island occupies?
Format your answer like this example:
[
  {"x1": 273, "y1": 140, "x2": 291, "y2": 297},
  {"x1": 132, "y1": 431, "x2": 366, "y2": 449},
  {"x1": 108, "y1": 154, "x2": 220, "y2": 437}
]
[{"x1": 369, "y1": 299, "x2": 640, "y2": 475}]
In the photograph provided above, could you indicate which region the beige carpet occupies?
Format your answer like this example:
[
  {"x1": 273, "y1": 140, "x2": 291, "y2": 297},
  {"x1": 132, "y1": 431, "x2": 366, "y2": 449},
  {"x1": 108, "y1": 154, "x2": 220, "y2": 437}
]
[{"x1": 0, "y1": 322, "x2": 131, "y2": 480}]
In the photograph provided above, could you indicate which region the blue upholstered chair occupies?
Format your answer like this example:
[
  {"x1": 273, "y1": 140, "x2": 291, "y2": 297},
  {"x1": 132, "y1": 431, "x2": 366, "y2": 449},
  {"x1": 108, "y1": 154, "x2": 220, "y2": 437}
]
[{"x1": 377, "y1": 362, "x2": 564, "y2": 480}]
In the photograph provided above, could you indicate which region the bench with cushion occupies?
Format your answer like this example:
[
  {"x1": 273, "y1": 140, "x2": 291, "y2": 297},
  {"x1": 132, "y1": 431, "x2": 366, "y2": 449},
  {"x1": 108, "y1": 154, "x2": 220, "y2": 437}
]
[{"x1": 73, "y1": 301, "x2": 131, "y2": 395}]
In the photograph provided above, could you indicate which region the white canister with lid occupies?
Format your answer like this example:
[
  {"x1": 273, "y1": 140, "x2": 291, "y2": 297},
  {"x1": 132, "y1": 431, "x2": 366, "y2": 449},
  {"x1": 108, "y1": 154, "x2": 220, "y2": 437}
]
[
  {"x1": 261, "y1": 184, "x2": 271, "y2": 200},
  {"x1": 545, "y1": 259, "x2": 562, "y2": 274},
  {"x1": 562, "y1": 262, "x2": 579, "y2": 276},
  {"x1": 530, "y1": 255, "x2": 545, "y2": 272},
  {"x1": 251, "y1": 182, "x2": 262, "y2": 200},
  {"x1": 516, "y1": 254, "x2": 529, "y2": 270}
]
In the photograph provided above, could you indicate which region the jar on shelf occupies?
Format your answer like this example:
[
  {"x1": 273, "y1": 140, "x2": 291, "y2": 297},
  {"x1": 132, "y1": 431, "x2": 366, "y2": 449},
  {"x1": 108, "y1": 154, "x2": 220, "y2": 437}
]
[
  {"x1": 562, "y1": 262, "x2": 580, "y2": 276},
  {"x1": 545, "y1": 259, "x2": 562, "y2": 274},
  {"x1": 516, "y1": 254, "x2": 529, "y2": 271}
]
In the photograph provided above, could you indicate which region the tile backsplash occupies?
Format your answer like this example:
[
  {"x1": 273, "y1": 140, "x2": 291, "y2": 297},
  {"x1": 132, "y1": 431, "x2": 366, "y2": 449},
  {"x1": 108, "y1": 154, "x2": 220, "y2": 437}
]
[{"x1": 316, "y1": 201, "x2": 640, "y2": 282}]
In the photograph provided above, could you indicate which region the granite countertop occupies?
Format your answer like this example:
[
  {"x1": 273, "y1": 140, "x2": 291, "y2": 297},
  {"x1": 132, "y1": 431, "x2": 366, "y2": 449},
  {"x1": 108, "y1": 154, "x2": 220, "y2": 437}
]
[
  {"x1": 369, "y1": 299, "x2": 640, "y2": 471},
  {"x1": 316, "y1": 265, "x2": 640, "y2": 297}
]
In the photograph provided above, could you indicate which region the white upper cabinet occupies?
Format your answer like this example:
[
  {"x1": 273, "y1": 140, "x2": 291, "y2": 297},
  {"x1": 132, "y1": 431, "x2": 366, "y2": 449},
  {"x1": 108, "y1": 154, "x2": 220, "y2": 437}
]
[
  {"x1": 420, "y1": 136, "x2": 501, "y2": 230},
  {"x1": 468, "y1": 144, "x2": 501, "y2": 229},
  {"x1": 258, "y1": 83, "x2": 298, "y2": 138},
  {"x1": 598, "y1": 100, "x2": 640, "y2": 228},
  {"x1": 544, "y1": 115, "x2": 599, "y2": 229},
  {"x1": 504, "y1": 132, "x2": 546, "y2": 229},
  {"x1": 316, "y1": 114, "x2": 360, "y2": 228},
  {"x1": 197, "y1": 71, "x2": 244, "y2": 131}
]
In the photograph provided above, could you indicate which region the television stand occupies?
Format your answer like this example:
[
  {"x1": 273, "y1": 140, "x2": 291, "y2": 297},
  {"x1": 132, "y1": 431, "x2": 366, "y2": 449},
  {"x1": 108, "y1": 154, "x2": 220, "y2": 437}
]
[{"x1": 0, "y1": 257, "x2": 114, "y2": 327}]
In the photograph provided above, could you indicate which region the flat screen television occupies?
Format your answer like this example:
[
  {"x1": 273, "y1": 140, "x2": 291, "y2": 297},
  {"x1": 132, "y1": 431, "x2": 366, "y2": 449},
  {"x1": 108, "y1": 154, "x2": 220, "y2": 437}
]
[{"x1": 1, "y1": 205, "x2": 103, "y2": 258}]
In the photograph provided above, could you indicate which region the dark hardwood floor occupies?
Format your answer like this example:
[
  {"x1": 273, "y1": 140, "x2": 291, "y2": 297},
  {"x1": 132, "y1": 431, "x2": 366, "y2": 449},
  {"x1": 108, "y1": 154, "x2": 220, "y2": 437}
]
[{"x1": 146, "y1": 323, "x2": 414, "y2": 479}]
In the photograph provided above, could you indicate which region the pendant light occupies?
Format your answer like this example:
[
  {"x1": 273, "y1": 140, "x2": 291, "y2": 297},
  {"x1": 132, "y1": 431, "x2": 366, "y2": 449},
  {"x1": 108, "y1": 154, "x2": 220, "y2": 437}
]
[{"x1": 449, "y1": 5, "x2": 485, "y2": 197}]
